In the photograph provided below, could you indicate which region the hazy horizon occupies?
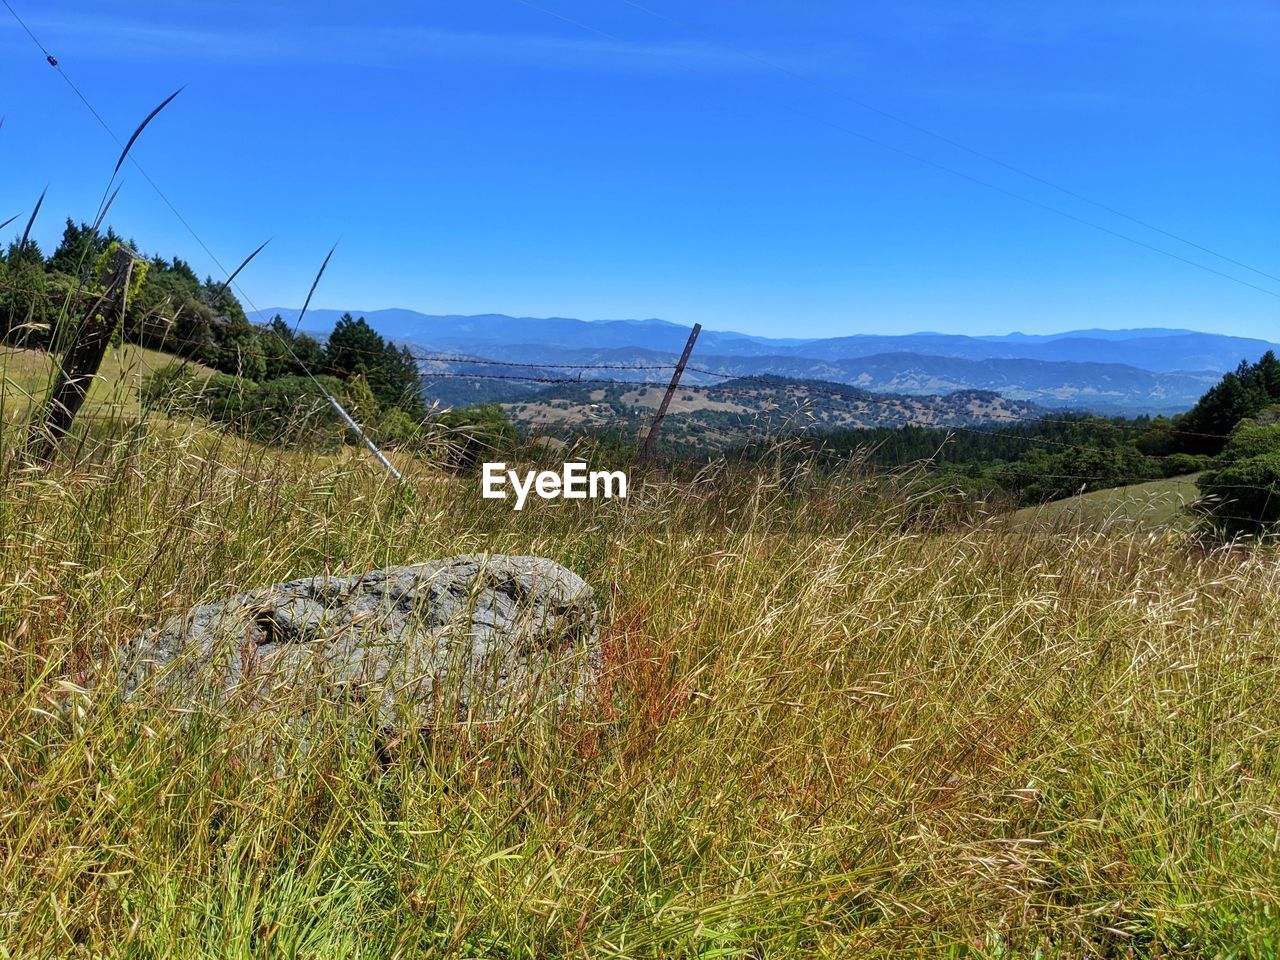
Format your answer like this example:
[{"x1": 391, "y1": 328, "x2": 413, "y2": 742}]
[{"x1": 251, "y1": 305, "x2": 1277, "y2": 346}]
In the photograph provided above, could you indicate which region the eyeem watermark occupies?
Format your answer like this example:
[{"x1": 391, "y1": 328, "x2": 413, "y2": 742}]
[{"x1": 482, "y1": 462, "x2": 628, "y2": 511}]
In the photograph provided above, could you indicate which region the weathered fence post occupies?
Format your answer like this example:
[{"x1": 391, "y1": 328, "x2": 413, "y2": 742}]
[
  {"x1": 637, "y1": 323, "x2": 702, "y2": 468},
  {"x1": 27, "y1": 244, "x2": 141, "y2": 463}
]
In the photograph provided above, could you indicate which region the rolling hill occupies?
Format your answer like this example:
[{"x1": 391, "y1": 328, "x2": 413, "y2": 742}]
[{"x1": 498, "y1": 376, "x2": 1045, "y2": 453}]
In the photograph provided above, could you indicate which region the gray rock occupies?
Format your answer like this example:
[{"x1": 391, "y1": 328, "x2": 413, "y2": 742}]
[{"x1": 120, "y1": 555, "x2": 600, "y2": 727}]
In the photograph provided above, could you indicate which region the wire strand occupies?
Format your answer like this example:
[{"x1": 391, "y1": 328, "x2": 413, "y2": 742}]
[
  {"x1": 508, "y1": 0, "x2": 1280, "y2": 301},
  {"x1": 611, "y1": 0, "x2": 1280, "y2": 287}
]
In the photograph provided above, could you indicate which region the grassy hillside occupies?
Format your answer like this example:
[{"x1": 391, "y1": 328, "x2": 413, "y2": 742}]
[
  {"x1": 1008, "y1": 474, "x2": 1203, "y2": 533},
  {"x1": 1, "y1": 421, "x2": 1278, "y2": 957},
  {"x1": 0, "y1": 344, "x2": 210, "y2": 422}
]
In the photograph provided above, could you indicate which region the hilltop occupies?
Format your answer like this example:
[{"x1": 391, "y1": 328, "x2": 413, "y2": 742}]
[{"x1": 499, "y1": 376, "x2": 1044, "y2": 453}]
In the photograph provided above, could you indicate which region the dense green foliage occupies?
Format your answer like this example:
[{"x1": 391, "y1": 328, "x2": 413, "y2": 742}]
[
  {"x1": 1196, "y1": 414, "x2": 1280, "y2": 536},
  {"x1": 714, "y1": 360, "x2": 1280, "y2": 529},
  {"x1": 434, "y1": 402, "x2": 520, "y2": 468},
  {"x1": 1175, "y1": 352, "x2": 1280, "y2": 454},
  {"x1": 325, "y1": 313, "x2": 423, "y2": 414},
  {"x1": 1, "y1": 220, "x2": 425, "y2": 416},
  {"x1": 144, "y1": 363, "x2": 357, "y2": 447},
  {"x1": 0, "y1": 216, "x2": 520, "y2": 455},
  {"x1": 724, "y1": 415, "x2": 1213, "y2": 509}
]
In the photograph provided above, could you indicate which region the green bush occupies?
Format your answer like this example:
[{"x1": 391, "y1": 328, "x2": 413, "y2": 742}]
[
  {"x1": 143, "y1": 365, "x2": 352, "y2": 447},
  {"x1": 1217, "y1": 422, "x2": 1280, "y2": 462},
  {"x1": 1160, "y1": 452, "x2": 1214, "y2": 477},
  {"x1": 1196, "y1": 453, "x2": 1280, "y2": 537},
  {"x1": 372, "y1": 407, "x2": 426, "y2": 448},
  {"x1": 434, "y1": 403, "x2": 518, "y2": 468},
  {"x1": 251, "y1": 375, "x2": 351, "y2": 446},
  {"x1": 1194, "y1": 417, "x2": 1280, "y2": 537}
]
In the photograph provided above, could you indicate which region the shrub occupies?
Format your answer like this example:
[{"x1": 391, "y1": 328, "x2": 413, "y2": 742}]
[
  {"x1": 1196, "y1": 454, "x2": 1280, "y2": 537},
  {"x1": 434, "y1": 403, "x2": 518, "y2": 468},
  {"x1": 1160, "y1": 452, "x2": 1214, "y2": 477},
  {"x1": 143, "y1": 365, "x2": 352, "y2": 447},
  {"x1": 372, "y1": 407, "x2": 426, "y2": 448},
  {"x1": 251, "y1": 375, "x2": 351, "y2": 446},
  {"x1": 1194, "y1": 418, "x2": 1280, "y2": 537},
  {"x1": 1216, "y1": 422, "x2": 1280, "y2": 462},
  {"x1": 142, "y1": 362, "x2": 197, "y2": 412}
]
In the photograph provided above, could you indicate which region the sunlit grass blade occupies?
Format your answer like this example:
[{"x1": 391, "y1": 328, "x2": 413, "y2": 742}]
[
  {"x1": 211, "y1": 238, "x2": 271, "y2": 297},
  {"x1": 18, "y1": 185, "x2": 46, "y2": 248},
  {"x1": 112, "y1": 87, "x2": 183, "y2": 179},
  {"x1": 291, "y1": 243, "x2": 337, "y2": 334},
  {"x1": 91, "y1": 183, "x2": 124, "y2": 235}
]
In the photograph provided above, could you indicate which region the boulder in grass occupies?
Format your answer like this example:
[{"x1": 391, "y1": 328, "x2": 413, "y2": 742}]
[{"x1": 119, "y1": 555, "x2": 601, "y2": 727}]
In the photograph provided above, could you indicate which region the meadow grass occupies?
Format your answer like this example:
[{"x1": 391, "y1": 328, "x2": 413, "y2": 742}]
[
  {"x1": 1008, "y1": 475, "x2": 1204, "y2": 536},
  {"x1": 1, "y1": 344, "x2": 211, "y2": 424},
  {"x1": 1, "y1": 422, "x2": 1279, "y2": 958}
]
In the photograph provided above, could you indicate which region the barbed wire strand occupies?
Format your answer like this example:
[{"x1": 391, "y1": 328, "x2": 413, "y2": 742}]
[{"x1": 0, "y1": 282, "x2": 1247, "y2": 445}]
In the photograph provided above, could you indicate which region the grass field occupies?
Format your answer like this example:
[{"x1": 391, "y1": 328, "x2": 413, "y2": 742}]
[
  {"x1": 1, "y1": 416, "x2": 1278, "y2": 958},
  {"x1": 1008, "y1": 474, "x2": 1204, "y2": 534},
  {"x1": 0, "y1": 344, "x2": 205, "y2": 423}
]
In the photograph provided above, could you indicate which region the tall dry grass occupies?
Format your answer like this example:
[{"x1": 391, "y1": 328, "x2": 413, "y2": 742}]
[{"x1": 1, "y1": 421, "x2": 1278, "y2": 958}]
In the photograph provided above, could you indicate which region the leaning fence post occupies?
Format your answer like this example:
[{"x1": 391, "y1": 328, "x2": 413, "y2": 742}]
[
  {"x1": 637, "y1": 323, "x2": 702, "y2": 468},
  {"x1": 27, "y1": 244, "x2": 141, "y2": 463}
]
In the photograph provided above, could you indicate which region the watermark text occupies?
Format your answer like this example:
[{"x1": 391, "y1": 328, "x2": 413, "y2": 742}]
[{"x1": 482, "y1": 462, "x2": 628, "y2": 510}]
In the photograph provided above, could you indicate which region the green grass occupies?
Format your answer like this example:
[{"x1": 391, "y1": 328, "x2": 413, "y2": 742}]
[
  {"x1": 0, "y1": 416, "x2": 1278, "y2": 958},
  {"x1": 0, "y1": 343, "x2": 208, "y2": 423},
  {"x1": 1008, "y1": 474, "x2": 1203, "y2": 534}
]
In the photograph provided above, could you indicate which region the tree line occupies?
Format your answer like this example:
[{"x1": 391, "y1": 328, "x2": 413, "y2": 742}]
[
  {"x1": 2, "y1": 218, "x2": 425, "y2": 419},
  {"x1": 720, "y1": 352, "x2": 1280, "y2": 535}
]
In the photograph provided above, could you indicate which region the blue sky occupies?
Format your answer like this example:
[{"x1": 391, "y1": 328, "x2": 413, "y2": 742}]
[{"x1": 2, "y1": 0, "x2": 1277, "y2": 338}]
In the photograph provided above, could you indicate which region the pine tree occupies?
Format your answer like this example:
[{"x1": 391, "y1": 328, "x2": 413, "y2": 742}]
[
  {"x1": 326, "y1": 313, "x2": 387, "y2": 379},
  {"x1": 1, "y1": 238, "x2": 50, "y2": 345},
  {"x1": 1257, "y1": 350, "x2": 1280, "y2": 401},
  {"x1": 46, "y1": 219, "x2": 105, "y2": 278},
  {"x1": 325, "y1": 314, "x2": 425, "y2": 415}
]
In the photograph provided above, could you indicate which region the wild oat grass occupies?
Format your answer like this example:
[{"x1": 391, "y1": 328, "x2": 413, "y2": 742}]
[{"x1": 1, "y1": 423, "x2": 1278, "y2": 958}]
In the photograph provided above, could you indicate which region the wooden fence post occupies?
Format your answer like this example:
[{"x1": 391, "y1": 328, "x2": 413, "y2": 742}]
[
  {"x1": 637, "y1": 323, "x2": 702, "y2": 468},
  {"x1": 27, "y1": 244, "x2": 140, "y2": 463}
]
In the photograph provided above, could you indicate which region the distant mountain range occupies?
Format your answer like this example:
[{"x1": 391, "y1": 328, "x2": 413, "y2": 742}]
[{"x1": 250, "y1": 308, "x2": 1278, "y2": 415}]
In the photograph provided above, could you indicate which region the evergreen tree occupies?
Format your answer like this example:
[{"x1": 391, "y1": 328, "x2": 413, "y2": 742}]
[
  {"x1": 1, "y1": 238, "x2": 51, "y2": 345},
  {"x1": 381, "y1": 343, "x2": 426, "y2": 416},
  {"x1": 325, "y1": 314, "x2": 425, "y2": 415},
  {"x1": 196, "y1": 276, "x2": 264, "y2": 378},
  {"x1": 1176, "y1": 354, "x2": 1280, "y2": 454},
  {"x1": 201, "y1": 275, "x2": 249, "y2": 325},
  {"x1": 261, "y1": 315, "x2": 327, "y2": 380},
  {"x1": 1258, "y1": 350, "x2": 1280, "y2": 401},
  {"x1": 326, "y1": 313, "x2": 386, "y2": 377},
  {"x1": 46, "y1": 219, "x2": 106, "y2": 278}
]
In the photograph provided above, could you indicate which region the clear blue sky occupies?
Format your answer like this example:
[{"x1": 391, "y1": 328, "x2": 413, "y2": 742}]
[{"x1": 2, "y1": 0, "x2": 1277, "y2": 339}]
